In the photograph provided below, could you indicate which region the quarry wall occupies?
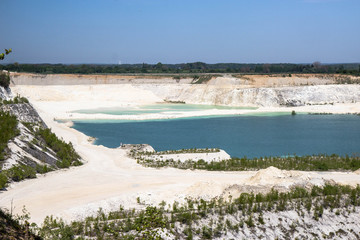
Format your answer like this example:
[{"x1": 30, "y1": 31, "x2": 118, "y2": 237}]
[{"x1": 9, "y1": 73, "x2": 360, "y2": 107}]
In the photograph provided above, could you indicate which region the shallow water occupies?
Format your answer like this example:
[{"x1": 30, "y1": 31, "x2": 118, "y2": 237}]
[
  {"x1": 72, "y1": 114, "x2": 360, "y2": 158},
  {"x1": 73, "y1": 104, "x2": 257, "y2": 115}
]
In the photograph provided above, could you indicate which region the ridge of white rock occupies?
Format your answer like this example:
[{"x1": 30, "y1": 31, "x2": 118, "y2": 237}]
[
  {"x1": 0, "y1": 86, "x2": 13, "y2": 101},
  {"x1": 138, "y1": 84, "x2": 360, "y2": 107},
  {"x1": 10, "y1": 73, "x2": 360, "y2": 107}
]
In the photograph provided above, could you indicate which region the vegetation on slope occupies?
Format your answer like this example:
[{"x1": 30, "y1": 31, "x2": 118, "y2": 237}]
[
  {"x1": 0, "y1": 95, "x2": 29, "y2": 105},
  {"x1": 35, "y1": 128, "x2": 82, "y2": 168},
  {"x1": 135, "y1": 153, "x2": 360, "y2": 172},
  {"x1": 0, "y1": 112, "x2": 82, "y2": 189},
  {"x1": 35, "y1": 184, "x2": 360, "y2": 239},
  {"x1": 191, "y1": 74, "x2": 220, "y2": 84},
  {"x1": 0, "y1": 208, "x2": 41, "y2": 240},
  {"x1": 0, "y1": 111, "x2": 19, "y2": 189},
  {"x1": 0, "y1": 111, "x2": 19, "y2": 161}
]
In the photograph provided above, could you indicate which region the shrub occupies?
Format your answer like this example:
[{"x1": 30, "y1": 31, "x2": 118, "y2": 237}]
[
  {"x1": 0, "y1": 71, "x2": 10, "y2": 88},
  {"x1": 36, "y1": 128, "x2": 82, "y2": 167},
  {"x1": 5, "y1": 164, "x2": 36, "y2": 182},
  {"x1": 1, "y1": 95, "x2": 29, "y2": 105},
  {"x1": 0, "y1": 173, "x2": 7, "y2": 189},
  {"x1": 192, "y1": 75, "x2": 213, "y2": 84},
  {"x1": 202, "y1": 226, "x2": 212, "y2": 239},
  {"x1": 0, "y1": 111, "x2": 18, "y2": 161}
]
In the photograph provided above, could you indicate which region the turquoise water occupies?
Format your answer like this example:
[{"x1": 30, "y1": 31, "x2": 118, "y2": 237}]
[
  {"x1": 72, "y1": 114, "x2": 360, "y2": 158},
  {"x1": 74, "y1": 104, "x2": 257, "y2": 115}
]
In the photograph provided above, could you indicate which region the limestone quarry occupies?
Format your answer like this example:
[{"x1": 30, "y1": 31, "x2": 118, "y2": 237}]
[{"x1": 1, "y1": 73, "x2": 360, "y2": 239}]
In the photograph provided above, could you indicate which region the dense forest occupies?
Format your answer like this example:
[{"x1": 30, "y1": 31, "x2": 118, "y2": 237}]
[{"x1": 1, "y1": 62, "x2": 360, "y2": 75}]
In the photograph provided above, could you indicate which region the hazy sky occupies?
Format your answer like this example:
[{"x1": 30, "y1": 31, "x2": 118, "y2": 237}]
[{"x1": 1, "y1": 0, "x2": 359, "y2": 64}]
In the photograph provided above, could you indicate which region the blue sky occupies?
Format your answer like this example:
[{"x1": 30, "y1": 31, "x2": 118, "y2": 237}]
[{"x1": 1, "y1": 0, "x2": 359, "y2": 64}]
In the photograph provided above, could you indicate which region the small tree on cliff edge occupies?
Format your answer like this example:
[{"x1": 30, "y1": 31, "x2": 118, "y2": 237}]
[{"x1": 0, "y1": 48, "x2": 12, "y2": 88}]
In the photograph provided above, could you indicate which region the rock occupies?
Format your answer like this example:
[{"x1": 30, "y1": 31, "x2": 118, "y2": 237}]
[
  {"x1": 0, "y1": 86, "x2": 12, "y2": 100},
  {"x1": 0, "y1": 103, "x2": 46, "y2": 127},
  {"x1": 139, "y1": 84, "x2": 360, "y2": 107}
]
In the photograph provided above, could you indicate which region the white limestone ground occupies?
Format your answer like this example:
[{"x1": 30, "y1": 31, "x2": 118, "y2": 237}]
[
  {"x1": 138, "y1": 83, "x2": 360, "y2": 108},
  {"x1": 0, "y1": 85, "x2": 12, "y2": 100},
  {"x1": 1, "y1": 75, "x2": 360, "y2": 226},
  {"x1": 138, "y1": 149, "x2": 230, "y2": 163}
]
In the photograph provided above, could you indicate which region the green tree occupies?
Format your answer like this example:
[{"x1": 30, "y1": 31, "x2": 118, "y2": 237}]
[
  {"x1": 156, "y1": 62, "x2": 163, "y2": 70},
  {"x1": 0, "y1": 48, "x2": 12, "y2": 88}
]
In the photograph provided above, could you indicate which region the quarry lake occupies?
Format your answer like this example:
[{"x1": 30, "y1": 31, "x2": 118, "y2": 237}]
[{"x1": 71, "y1": 114, "x2": 360, "y2": 158}]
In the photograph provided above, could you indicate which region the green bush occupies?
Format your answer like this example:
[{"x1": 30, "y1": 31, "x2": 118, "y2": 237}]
[
  {"x1": 36, "y1": 128, "x2": 82, "y2": 168},
  {"x1": 35, "y1": 164, "x2": 53, "y2": 174},
  {"x1": 192, "y1": 75, "x2": 214, "y2": 84},
  {"x1": 2, "y1": 95, "x2": 29, "y2": 105},
  {"x1": 0, "y1": 172, "x2": 7, "y2": 189},
  {"x1": 0, "y1": 71, "x2": 10, "y2": 88},
  {"x1": 5, "y1": 164, "x2": 36, "y2": 182},
  {"x1": 0, "y1": 111, "x2": 18, "y2": 161}
]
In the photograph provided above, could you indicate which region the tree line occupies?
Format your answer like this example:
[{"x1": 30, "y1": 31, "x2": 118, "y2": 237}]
[{"x1": 1, "y1": 62, "x2": 360, "y2": 75}]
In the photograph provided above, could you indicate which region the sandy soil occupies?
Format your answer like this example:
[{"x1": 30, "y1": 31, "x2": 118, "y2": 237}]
[{"x1": 0, "y1": 84, "x2": 360, "y2": 225}]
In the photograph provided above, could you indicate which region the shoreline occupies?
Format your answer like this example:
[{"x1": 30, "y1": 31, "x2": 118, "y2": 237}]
[{"x1": 59, "y1": 108, "x2": 360, "y2": 122}]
